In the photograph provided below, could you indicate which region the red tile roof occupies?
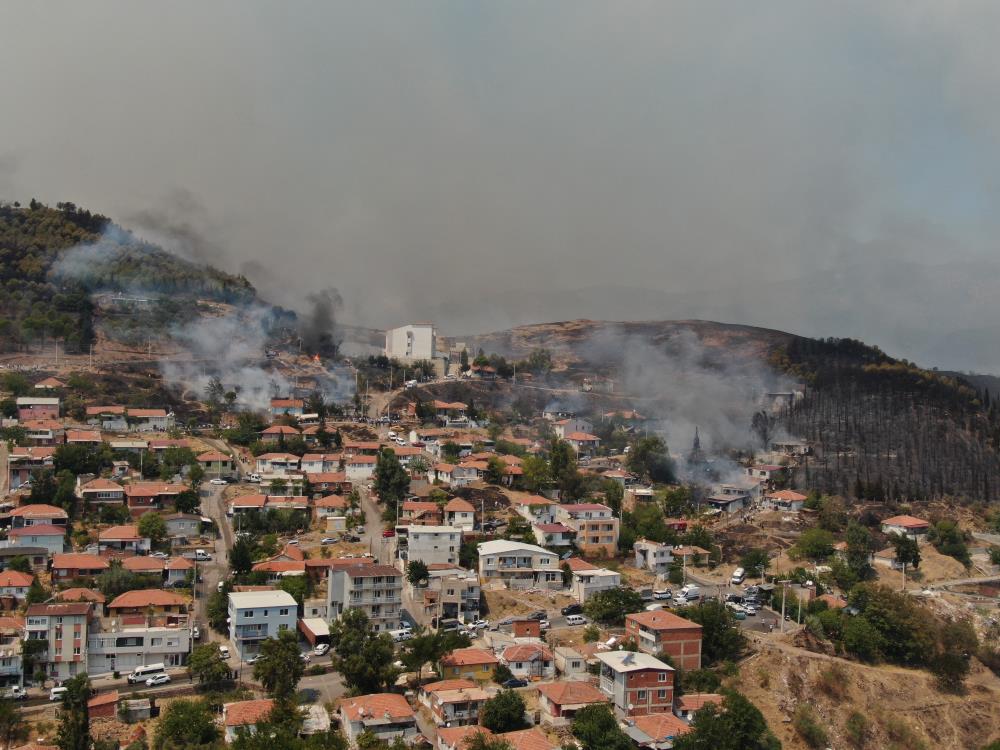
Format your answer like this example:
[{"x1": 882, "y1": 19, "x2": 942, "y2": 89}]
[
  {"x1": 315, "y1": 495, "x2": 347, "y2": 509},
  {"x1": 882, "y1": 515, "x2": 930, "y2": 528},
  {"x1": 563, "y1": 557, "x2": 598, "y2": 572},
  {"x1": 99, "y1": 525, "x2": 142, "y2": 541},
  {"x1": 676, "y1": 693, "x2": 723, "y2": 712},
  {"x1": 79, "y1": 478, "x2": 123, "y2": 491},
  {"x1": 437, "y1": 726, "x2": 493, "y2": 750},
  {"x1": 10, "y1": 504, "x2": 67, "y2": 519},
  {"x1": 503, "y1": 644, "x2": 553, "y2": 663},
  {"x1": 108, "y1": 589, "x2": 187, "y2": 609},
  {"x1": 252, "y1": 560, "x2": 306, "y2": 574},
  {"x1": 261, "y1": 425, "x2": 300, "y2": 435},
  {"x1": 166, "y1": 557, "x2": 195, "y2": 571},
  {"x1": 122, "y1": 557, "x2": 165, "y2": 573},
  {"x1": 444, "y1": 497, "x2": 475, "y2": 512},
  {"x1": 55, "y1": 588, "x2": 106, "y2": 604},
  {"x1": 440, "y1": 647, "x2": 499, "y2": 668},
  {"x1": 766, "y1": 490, "x2": 808, "y2": 501},
  {"x1": 26, "y1": 602, "x2": 91, "y2": 617},
  {"x1": 421, "y1": 678, "x2": 476, "y2": 693},
  {"x1": 9, "y1": 524, "x2": 65, "y2": 537},
  {"x1": 498, "y1": 729, "x2": 556, "y2": 750},
  {"x1": 87, "y1": 690, "x2": 119, "y2": 708},
  {"x1": 632, "y1": 713, "x2": 691, "y2": 742},
  {"x1": 52, "y1": 553, "x2": 109, "y2": 571},
  {"x1": 536, "y1": 680, "x2": 607, "y2": 706},
  {"x1": 565, "y1": 432, "x2": 600, "y2": 442},
  {"x1": 224, "y1": 699, "x2": 274, "y2": 727},
  {"x1": 197, "y1": 451, "x2": 230, "y2": 462},
  {"x1": 0, "y1": 570, "x2": 33, "y2": 587},
  {"x1": 626, "y1": 610, "x2": 702, "y2": 632},
  {"x1": 339, "y1": 693, "x2": 414, "y2": 722}
]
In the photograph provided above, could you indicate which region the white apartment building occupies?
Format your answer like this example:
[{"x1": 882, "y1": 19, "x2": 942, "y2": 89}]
[
  {"x1": 634, "y1": 539, "x2": 674, "y2": 575},
  {"x1": 88, "y1": 625, "x2": 191, "y2": 675},
  {"x1": 227, "y1": 591, "x2": 297, "y2": 659},
  {"x1": 0, "y1": 618, "x2": 24, "y2": 688},
  {"x1": 571, "y1": 567, "x2": 621, "y2": 603},
  {"x1": 477, "y1": 540, "x2": 561, "y2": 590},
  {"x1": 26, "y1": 602, "x2": 94, "y2": 683},
  {"x1": 555, "y1": 503, "x2": 619, "y2": 557},
  {"x1": 402, "y1": 525, "x2": 461, "y2": 567},
  {"x1": 385, "y1": 323, "x2": 436, "y2": 362},
  {"x1": 327, "y1": 563, "x2": 404, "y2": 632},
  {"x1": 428, "y1": 567, "x2": 481, "y2": 625}
]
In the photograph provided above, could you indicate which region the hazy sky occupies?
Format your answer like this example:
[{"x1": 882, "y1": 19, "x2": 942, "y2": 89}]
[{"x1": 3, "y1": 2, "x2": 1000, "y2": 368}]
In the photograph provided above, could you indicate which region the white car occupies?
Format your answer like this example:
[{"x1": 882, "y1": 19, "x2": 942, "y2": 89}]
[
  {"x1": 245, "y1": 654, "x2": 260, "y2": 665},
  {"x1": 146, "y1": 673, "x2": 171, "y2": 686},
  {"x1": 218, "y1": 645, "x2": 230, "y2": 659},
  {"x1": 299, "y1": 652, "x2": 311, "y2": 663},
  {"x1": 314, "y1": 643, "x2": 330, "y2": 656},
  {"x1": 150, "y1": 552, "x2": 169, "y2": 560},
  {"x1": 209, "y1": 478, "x2": 227, "y2": 485},
  {"x1": 539, "y1": 620, "x2": 551, "y2": 630},
  {"x1": 472, "y1": 619, "x2": 489, "y2": 629}
]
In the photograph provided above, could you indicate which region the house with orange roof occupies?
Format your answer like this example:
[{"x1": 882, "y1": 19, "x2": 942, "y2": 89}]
[
  {"x1": 254, "y1": 452, "x2": 301, "y2": 475},
  {"x1": 314, "y1": 493, "x2": 348, "y2": 522},
  {"x1": 9, "y1": 504, "x2": 68, "y2": 528},
  {"x1": 34, "y1": 376, "x2": 65, "y2": 390},
  {"x1": 401, "y1": 500, "x2": 443, "y2": 526},
  {"x1": 881, "y1": 514, "x2": 931, "y2": 539},
  {"x1": 123, "y1": 482, "x2": 186, "y2": 516},
  {"x1": 122, "y1": 556, "x2": 166, "y2": 575},
  {"x1": 222, "y1": 698, "x2": 275, "y2": 743},
  {"x1": 502, "y1": 643, "x2": 555, "y2": 680},
  {"x1": 433, "y1": 400, "x2": 469, "y2": 426},
  {"x1": 444, "y1": 497, "x2": 475, "y2": 532},
  {"x1": 6, "y1": 524, "x2": 66, "y2": 555},
  {"x1": 305, "y1": 471, "x2": 352, "y2": 494},
  {"x1": 107, "y1": 589, "x2": 188, "y2": 616},
  {"x1": 87, "y1": 690, "x2": 119, "y2": 719},
  {"x1": 260, "y1": 424, "x2": 301, "y2": 443},
  {"x1": 532, "y1": 522, "x2": 576, "y2": 549},
  {"x1": 98, "y1": 524, "x2": 150, "y2": 554},
  {"x1": 537, "y1": 680, "x2": 609, "y2": 725},
  {"x1": 345, "y1": 454, "x2": 377, "y2": 480},
  {"x1": 77, "y1": 478, "x2": 125, "y2": 506},
  {"x1": 497, "y1": 728, "x2": 556, "y2": 750},
  {"x1": 165, "y1": 556, "x2": 195, "y2": 586},
  {"x1": 21, "y1": 419, "x2": 64, "y2": 445},
  {"x1": 625, "y1": 610, "x2": 703, "y2": 669},
  {"x1": 438, "y1": 647, "x2": 499, "y2": 681},
  {"x1": 422, "y1": 679, "x2": 492, "y2": 726},
  {"x1": 197, "y1": 450, "x2": 233, "y2": 477},
  {"x1": 270, "y1": 398, "x2": 304, "y2": 417},
  {"x1": 432, "y1": 462, "x2": 456, "y2": 484},
  {"x1": 148, "y1": 438, "x2": 191, "y2": 453},
  {"x1": 556, "y1": 503, "x2": 619, "y2": 557},
  {"x1": 552, "y1": 418, "x2": 594, "y2": 440},
  {"x1": 673, "y1": 693, "x2": 722, "y2": 723},
  {"x1": 51, "y1": 553, "x2": 110, "y2": 582},
  {"x1": 624, "y1": 712, "x2": 692, "y2": 748},
  {"x1": 764, "y1": 489, "x2": 808, "y2": 512},
  {"x1": 0, "y1": 615, "x2": 25, "y2": 688},
  {"x1": 65, "y1": 429, "x2": 103, "y2": 445},
  {"x1": 511, "y1": 495, "x2": 558, "y2": 525},
  {"x1": 339, "y1": 693, "x2": 418, "y2": 745},
  {"x1": 54, "y1": 588, "x2": 106, "y2": 605},
  {"x1": 6, "y1": 446, "x2": 56, "y2": 490},
  {"x1": 564, "y1": 432, "x2": 601, "y2": 457},
  {"x1": 301, "y1": 453, "x2": 341, "y2": 473},
  {"x1": 0, "y1": 570, "x2": 34, "y2": 601},
  {"x1": 437, "y1": 726, "x2": 493, "y2": 750}
]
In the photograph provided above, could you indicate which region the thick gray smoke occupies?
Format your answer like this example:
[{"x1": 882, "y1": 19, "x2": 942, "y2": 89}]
[
  {"x1": 585, "y1": 327, "x2": 800, "y2": 480},
  {"x1": 298, "y1": 288, "x2": 343, "y2": 358},
  {"x1": 125, "y1": 188, "x2": 229, "y2": 268}
]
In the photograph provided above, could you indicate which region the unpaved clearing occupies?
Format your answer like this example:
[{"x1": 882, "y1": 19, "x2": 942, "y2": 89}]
[
  {"x1": 734, "y1": 633, "x2": 1000, "y2": 750},
  {"x1": 483, "y1": 586, "x2": 576, "y2": 619}
]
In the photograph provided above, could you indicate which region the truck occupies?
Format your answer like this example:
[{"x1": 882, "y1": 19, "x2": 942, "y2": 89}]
[
  {"x1": 2, "y1": 686, "x2": 26, "y2": 700},
  {"x1": 677, "y1": 584, "x2": 701, "y2": 603}
]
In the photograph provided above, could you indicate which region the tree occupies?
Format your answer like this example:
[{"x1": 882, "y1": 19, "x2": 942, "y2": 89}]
[
  {"x1": 750, "y1": 411, "x2": 776, "y2": 449},
  {"x1": 674, "y1": 601, "x2": 745, "y2": 666},
  {"x1": 138, "y1": 512, "x2": 167, "y2": 548},
  {"x1": 844, "y1": 521, "x2": 875, "y2": 580},
  {"x1": 480, "y1": 690, "x2": 527, "y2": 733},
  {"x1": 400, "y1": 629, "x2": 471, "y2": 683},
  {"x1": 571, "y1": 704, "x2": 634, "y2": 750},
  {"x1": 188, "y1": 643, "x2": 230, "y2": 686},
  {"x1": 583, "y1": 587, "x2": 644, "y2": 625},
  {"x1": 153, "y1": 698, "x2": 220, "y2": 749},
  {"x1": 407, "y1": 560, "x2": 429, "y2": 587},
  {"x1": 485, "y1": 457, "x2": 506, "y2": 485},
  {"x1": 672, "y1": 690, "x2": 780, "y2": 750},
  {"x1": 521, "y1": 456, "x2": 551, "y2": 493},
  {"x1": 841, "y1": 614, "x2": 885, "y2": 662},
  {"x1": 464, "y1": 732, "x2": 513, "y2": 750},
  {"x1": 891, "y1": 534, "x2": 921, "y2": 569},
  {"x1": 26, "y1": 576, "x2": 47, "y2": 605},
  {"x1": 208, "y1": 589, "x2": 229, "y2": 633},
  {"x1": 28, "y1": 470, "x2": 57, "y2": 505},
  {"x1": 628, "y1": 436, "x2": 675, "y2": 483},
  {"x1": 254, "y1": 630, "x2": 305, "y2": 700},
  {"x1": 0, "y1": 698, "x2": 24, "y2": 749},
  {"x1": 55, "y1": 674, "x2": 90, "y2": 750},
  {"x1": 374, "y1": 448, "x2": 410, "y2": 519},
  {"x1": 492, "y1": 663, "x2": 514, "y2": 684},
  {"x1": 279, "y1": 575, "x2": 312, "y2": 605},
  {"x1": 328, "y1": 609, "x2": 399, "y2": 694},
  {"x1": 229, "y1": 534, "x2": 255, "y2": 575},
  {"x1": 794, "y1": 527, "x2": 834, "y2": 561},
  {"x1": 7, "y1": 556, "x2": 30, "y2": 574},
  {"x1": 740, "y1": 549, "x2": 769, "y2": 578},
  {"x1": 54, "y1": 443, "x2": 102, "y2": 476},
  {"x1": 460, "y1": 349, "x2": 470, "y2": 372},
  {"x1": 175, "y1": 489, "x2": 201, "y2": 515}
]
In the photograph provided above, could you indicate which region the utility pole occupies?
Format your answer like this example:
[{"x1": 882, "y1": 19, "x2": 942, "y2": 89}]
[
  {"x1": 901, "y1": 561, "x2": 906, "y2": 592},
  {"x1": 778, "y1": 579, "x2": 790, "y2": 634}
]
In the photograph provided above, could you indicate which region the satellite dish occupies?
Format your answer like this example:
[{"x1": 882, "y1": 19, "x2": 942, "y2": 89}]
[{"x1": 627, "y1": 703, "x2": 634, "y2": 710}]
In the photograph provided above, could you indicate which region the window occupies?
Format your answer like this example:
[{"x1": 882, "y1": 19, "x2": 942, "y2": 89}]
[
  {"x1": 279, "y1": 608, "x2": 289, "y2": 616},
  {"x1": 73, "y1": 647, "x2": 81, "y2": 655},
  {"x1": 243, "y1": 611, "x2": 253, "y2": 618},
  {"x1": 637, "y1": 690, "x2": 646, "y2": 700},
  {"x1": 151, "y1": 638, "x2": 163, "y2": 646},
  {"x1": 657, "y1": 689, "x2": 667, "y2": 699},
  {"x1": 658, "y1": 672, "x2": 667, "y2": 682}
]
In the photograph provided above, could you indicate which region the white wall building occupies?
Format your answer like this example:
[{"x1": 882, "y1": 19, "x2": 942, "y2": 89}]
[
  {"x1": 402, "y1": 525, "x2": 461, "y2": 567},
  {"x1": 87, "y1": 626, "x2": 191, "y2": 675},
  {"x1": 227, "y1": 590, "x2": 297, "y2": 659},
  {"x1": 634, "y1": 539, "x2": 674, "y2": 574},
  {"x1": 327, "y1": 563, "x2": 404, "y2": 632},
  {"x1": 385, "y1": 323, "x2": 436, "y2": 362},
  {"x1": 477, "y1": 540, "x2": 561, "y2": 590}
]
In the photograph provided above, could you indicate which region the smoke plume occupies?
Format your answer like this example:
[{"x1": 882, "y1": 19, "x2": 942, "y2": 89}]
[{"x1": 298, "y1": 288, "x2": 343, "y2": 359}]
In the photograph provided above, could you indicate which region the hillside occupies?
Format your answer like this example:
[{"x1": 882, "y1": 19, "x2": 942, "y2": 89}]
[{"x1": 0, "y1": 200, "x2": 255, "y2": 353}]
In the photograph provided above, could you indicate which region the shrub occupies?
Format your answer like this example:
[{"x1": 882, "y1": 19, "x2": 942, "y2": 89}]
[
  {"x1": 792, "y1": 704, "x2": 828, "y2": 749},
  {"x1": 845, "y1": 711, "x2": 868, "y2": 748},
  {"x1": 813, "y1": 664, "x2": 847, "y2": 700}
]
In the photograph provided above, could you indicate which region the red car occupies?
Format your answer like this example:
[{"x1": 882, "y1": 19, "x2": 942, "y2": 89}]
[{"x1": 382, "y1": 529, "x2": 396, "y2": 538}]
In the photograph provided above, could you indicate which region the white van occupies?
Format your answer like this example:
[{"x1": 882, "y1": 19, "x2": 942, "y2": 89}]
[
  {"x1": 389, "y1": 628, "x2": 413, "y2": 642},
  {"x1": 678, "y1": 584, "x2": 701, "y2": 603},
  {"x1": 127, "y1": 663, "x2": 166, "y2": 684},
  {"x1": 730, "y1": 568, "x2": 746, "y2": 585},
  {"x1": 49, "y1": 686, "x2": 68, "y2": 702},
  {"x1": 565, "y1": 614, "x2": 588, "y2": 626}
]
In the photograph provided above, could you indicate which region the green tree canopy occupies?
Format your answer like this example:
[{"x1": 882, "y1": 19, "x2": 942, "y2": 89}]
[
  {"x1": 480, "y1": 689, "x2": 527, "y2": 733},
  {"x1": 153, "y1": 698, "x2": 220, "y2": 750},
  {"x1": 672, "y1": 690, "x2": 780, "y2": 750},
  {"x1": 55, "y1": 674, "x2": 91, "y2": 750},
  {"x1": 570, "y1": 704, "x2": 634, "y2": 750},
  {"x1": 583, "y1": 587, "x2": 644, "y2": 625},
  {"x1": 188, "y1": 643, "x2": 230, "y2": 686},
  {"x1": 253, "y1": 630, "x2": 305, "y2": 701},
  {"x1": 328, "y1": 609, "x2": 399, "y2": 694},
  {"x1": 673, "y1": 601, "x2": 746, "y2": 666}
]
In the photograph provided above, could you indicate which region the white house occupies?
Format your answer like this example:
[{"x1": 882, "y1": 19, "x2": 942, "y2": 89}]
[
  {"x1": 552, "y1": 418, "x2": 594, "y2": 440},
  {"x1": 443, "y1": 498, "x2": 476, "y2": 532},
  {"x1": 402, "y1": 525, "x2": 461, "y2": 567},
  {"x1": 881, "y1": 515, "x2": 931, "y2": 539},
  {"x1": 4, "y1": 525, "x2": 65, "y2": 555},
  {"x1": 477, "y1": 540, "x2": 561, "y2": 590},
  {"x1": 340, "y1": 693, "x2": 418, "y2": 746},
  {"x1": 634, "y1": 539, "x2": 674, "y2": 575},
  {"x1": 87, "y1": 625, "x2": 191, "y2": 675},
  {"x1": 764, "y1": 490, "x2": 808, "y2": 512},
  {"x1": 0, "y1": 570, "x2": 33, "y2": 601},
  {"x1": 227, "y1": 590, "x2": 297, "y2": 659},
  {"x1": 345, "y1": 455, "x2": 377, "y2": 480},
  {"x1": 501, "y1": 643, "x2": 555, "y2": 680},
  {"x1": 223, "y1": 699, "x2": 274, "y2": 744},
  {"x1": 570, "y1": 567, "x2": 621, "y2": 603}
]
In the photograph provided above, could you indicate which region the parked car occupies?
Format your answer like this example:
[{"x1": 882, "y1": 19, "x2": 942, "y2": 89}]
[
  {"x1": 314, "y1": 643, "x2": 330, "y2": 656},
  {"x1": 146, "y1": 674, "x2": 171, "y2": 687},
  {"x1": 49, "y1": 687, "x2": 68, "y2": 702},
  {"x1": 299, "y1": 652, "x2": 311, "y2": 663},
  {"x1": 539, "y1": 620, "x2": 551, "y2": 630},
  {"x1": 561, "y1": 604, "x2": 583, "y2": 616},
  {"x1": 653, "y1": 589, "x2": 672, "y2": 600},
  {"x1": 382, "y1": 529, "x2": 396, "y2": 538},
  {"x1": 150, "y1": 552, "x2": 169, "y2": 560},
  {"x1": 3, "y1": 686, "x2": 27, "y2": 700},
  {"x1": 343, "y1": 534, "x2": 361, "y2": 543},
  {"x1": 218, "y1": 645, "x2": 230, "y2": 659},
  {"x1": 472, "y1": 619, "x2": 490, "y2": 629},
  {"x1": 528, "y1": 610, "x2": 547, "y2": 621},
  {"x1": 209, "y1": 478, "x2": 228, "y2": 485},
  {"x1": 321, "y1": 537, "x2": 337, "y2": 545},
  {"x1": 502, "y1": 678, "x2": 528, "y2": 688},
  {"x1": 192, "y1": 625, "x2": 201, "y2": 640},
  {"x1": 245, "y1": 654, "x2": 260, "y2": 665}
]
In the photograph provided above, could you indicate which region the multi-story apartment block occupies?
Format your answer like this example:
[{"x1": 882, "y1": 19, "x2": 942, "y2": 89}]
[
  {"x1": 476, "y1": 540, "x2": 561, "y2": 590},
  {"x1": 510, "y1": 496, "x2": 557, "y2": 526},
  {"x1": 26, "y1": 602, "x2": 94, "y2": 683},
  {"x1": 443, "y1": 498, "x2": 476, "y2": 532},
  {"x1": 624, "y1": 611, "x2": 703, "y2": 669},
  {"x1": 327, "y1": 563, "x2": 404, "y2": 632},
  {"x1": 555, "y1": 504, "x2": 619, "y2": 557},
  {"x1": 429, "y1": 567, "x2": 481, "y2": 624},
  {"x1": 596, "y1": 650, "x2": 675, "y2": 718},
  {"x1": 400, "y1": 526, "x2": 461, "y2": 567},
  {"x1": 633, "y1": 539, "x2": 674, "y2": 575},
  {"x1": 87, "y1": 625, "x2": 191, "y2": 675},
  {"x1": 0, "y1": 617, "x2": 24, "y2": 688},
  {"x1": 227, "y1": 590, "x2": 297, "y2": 659}
]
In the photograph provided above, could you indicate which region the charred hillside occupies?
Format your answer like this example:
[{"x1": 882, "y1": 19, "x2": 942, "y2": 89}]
[
  {"x1": 773, "y1": 337, "x2": 1000, "y2": 502},
  {"x1": 0, "y1": 200, "x2": 255, "y2": 353}
]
